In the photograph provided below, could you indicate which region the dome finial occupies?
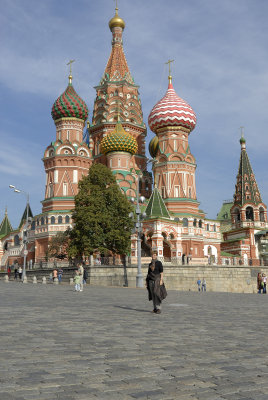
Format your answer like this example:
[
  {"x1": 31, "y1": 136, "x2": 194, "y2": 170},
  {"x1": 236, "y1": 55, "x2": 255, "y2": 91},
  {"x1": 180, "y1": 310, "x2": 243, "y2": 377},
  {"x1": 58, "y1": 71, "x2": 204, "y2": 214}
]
[
  {"x1": 67, "y1": 59, "x2": 75, "y2": 84},
  {"x1": 240, "y1": 126, "x2": 246, "y2": 147},
  {"x1": 109, "y1": 0, "x2": 125, "y2": 30},
  {"x1": 165, "y1": 59, "x2": 174, "y2": 84}
]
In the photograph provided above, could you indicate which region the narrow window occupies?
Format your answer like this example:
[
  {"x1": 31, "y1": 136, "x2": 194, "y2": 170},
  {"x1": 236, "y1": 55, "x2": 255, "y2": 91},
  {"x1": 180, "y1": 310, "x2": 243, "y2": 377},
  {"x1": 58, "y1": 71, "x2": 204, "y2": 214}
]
[{"x1": 63, "y1": 183, "x2": 68, "y2": 196}]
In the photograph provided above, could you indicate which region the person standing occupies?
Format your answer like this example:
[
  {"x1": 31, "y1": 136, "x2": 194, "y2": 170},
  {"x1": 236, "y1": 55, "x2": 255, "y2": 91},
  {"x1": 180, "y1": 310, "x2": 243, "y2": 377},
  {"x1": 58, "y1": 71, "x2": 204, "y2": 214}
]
[
  {"x1": 58, "y1": 268, "x2": 63, "y2": 283},
  {"x1": 262, "y1": 273, "x2": 267, "y2": 294},
  {"x1": 52, "y1": 268, "x2": 58, "y2": 282},
  {"x1": 18, "y1": 266, "x2": 22, "y2": 281},
  {"x1": 7, "y1": 266, "x2": 11, "y2": 279},
  {"x1": 83, "y1": 268, "x2": 88, "y2": 285},
  {"x1": 146, "y1": 252, "x2": 164, "y2": 314},
  {"x1": 14, "y1": 266, "x2": 18, "y2": 280},
  {"x1": 78, "y1": 263, "x2": 84, "y2": 292},
  {"x1": 257, "y1": 272, "x2": 262, "y2": 294},
  {"x1": 197, "y1": 278, "x2": 201, "y2": 292},
  {"x1": 74, "y1": 270, "x2": 81, "y2": 292},
  {"x1": 202, "y1": 278, "x2": 206, "y2": 292}
]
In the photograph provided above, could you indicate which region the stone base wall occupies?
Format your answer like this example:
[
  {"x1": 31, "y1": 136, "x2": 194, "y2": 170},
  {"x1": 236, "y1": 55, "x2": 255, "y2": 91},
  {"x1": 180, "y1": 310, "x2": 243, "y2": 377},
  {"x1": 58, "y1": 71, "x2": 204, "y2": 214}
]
[
  {"x1": 88, "y1": 265, "x2": 268, "y2": 294},
  {"x1": 1, "y1": 265, "x2": 267, "y2": 294}
]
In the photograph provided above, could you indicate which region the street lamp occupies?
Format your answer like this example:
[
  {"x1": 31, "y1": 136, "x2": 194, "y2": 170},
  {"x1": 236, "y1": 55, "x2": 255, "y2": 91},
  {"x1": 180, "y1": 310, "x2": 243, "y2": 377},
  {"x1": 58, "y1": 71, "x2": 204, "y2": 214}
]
[
  {"x1": 130, "y1": 158, "x2": 154, "y2": 288},
  {"x1": 9, "y1": 185, "x2": 30, "y2": 282}
]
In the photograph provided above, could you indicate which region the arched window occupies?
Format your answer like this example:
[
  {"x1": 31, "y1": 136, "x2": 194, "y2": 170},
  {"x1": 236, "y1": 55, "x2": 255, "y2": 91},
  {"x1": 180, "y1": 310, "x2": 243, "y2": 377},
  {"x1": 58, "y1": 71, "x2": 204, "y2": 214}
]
[
  {"x1": 193, "y1": 219, "x2": 197, "y2": 227},
  {"x1": 31, "y1": 221, "x2": 35, "y2": 230},
  {"x1": 41, "y1": 217, "x2": 44, "y2": 225},
  {"x1": 206, "y1": 223, "x2": 210, "y2": 231},
  {"x1": 246, "y1": 206, "x2": 254, "y2": 221},
  {"x1": 259, "y1": 207, "x2": 265, "y2": 222},
  {"x1": 58, "y1": 216, "x2": 63, "y2": 224},
  {"x1": 182, "y1": 218, "x2": 188, "y2": 227},
  {"x1": 50, "y1": 216, "x2": 55, "y2": 224},
  {"x1": 213, "y1": 224, "x2": 216, "y2": 232},
  {"x1": 199, "y1": 220, "x2": 202, "y2": 228},
  {"x1": 234, "y1": 208, "x2": 240, "y2": 222},
  {"x1": 14, "y1": 235, "x2": 20, "y2": 246},
  {"x1": 65, "y1": 215, "x2": 70, "y2": 223},
  {"x1": 36, "y1": 219, "x2": 39, "y2": 226},
  {"x1": 139, "y1": 180, "x2": 142, "y2": 192}
]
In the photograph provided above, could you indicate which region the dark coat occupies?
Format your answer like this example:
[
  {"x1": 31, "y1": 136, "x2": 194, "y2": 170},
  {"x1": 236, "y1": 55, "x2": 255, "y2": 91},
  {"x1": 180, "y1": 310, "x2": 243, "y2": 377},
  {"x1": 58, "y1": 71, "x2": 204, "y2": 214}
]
[{"x1": 146, "y1": 274, "x2": 167, "y2": 302}]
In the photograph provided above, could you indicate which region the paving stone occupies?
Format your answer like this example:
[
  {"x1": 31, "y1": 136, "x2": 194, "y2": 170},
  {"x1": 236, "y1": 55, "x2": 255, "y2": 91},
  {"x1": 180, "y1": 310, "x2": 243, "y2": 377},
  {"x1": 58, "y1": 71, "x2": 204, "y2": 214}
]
[{"x1": 0, "y1": 281, "x2": 267, "y2": 399}]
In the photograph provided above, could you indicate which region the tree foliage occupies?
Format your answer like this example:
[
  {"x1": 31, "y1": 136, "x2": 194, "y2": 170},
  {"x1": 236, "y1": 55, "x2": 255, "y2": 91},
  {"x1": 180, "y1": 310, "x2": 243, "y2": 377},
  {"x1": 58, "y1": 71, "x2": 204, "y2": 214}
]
[
  {"x1": 68, "y1": 163, "x2": 133, "y2": 258},
  {"x1": 48, "y1": 230, "x2": 70, "y2": 260}
]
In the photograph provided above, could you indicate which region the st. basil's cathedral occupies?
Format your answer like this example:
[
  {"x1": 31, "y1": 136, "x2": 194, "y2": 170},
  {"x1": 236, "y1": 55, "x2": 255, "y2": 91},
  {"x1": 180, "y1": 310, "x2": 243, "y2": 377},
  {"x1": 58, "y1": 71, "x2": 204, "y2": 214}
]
[{"x1": 1, "y1": 6, "x2": 268, "y2": 268}]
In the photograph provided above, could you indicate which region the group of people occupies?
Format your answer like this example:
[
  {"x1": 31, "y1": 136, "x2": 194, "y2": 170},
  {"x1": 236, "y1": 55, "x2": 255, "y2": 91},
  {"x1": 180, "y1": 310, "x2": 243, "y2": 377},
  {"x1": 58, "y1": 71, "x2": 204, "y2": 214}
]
[
  {"x1": 6, "y1": 265, "x2": 23, "y2": 281},
  {"x1": 257, "y1": 272, "x2": 267, "y2": 294},
  {"x1": 74, "y1": 263, "x2": 88, "y2": 292},
  {"x1": 197, "y1": 278, "x2": 206, "y2": 292}
]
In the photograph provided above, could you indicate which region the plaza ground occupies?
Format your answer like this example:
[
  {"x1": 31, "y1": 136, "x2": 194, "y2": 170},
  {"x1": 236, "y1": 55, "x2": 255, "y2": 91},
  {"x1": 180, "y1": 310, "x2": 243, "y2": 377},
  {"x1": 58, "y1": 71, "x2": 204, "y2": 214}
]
[{"x1": 0, "y1": 281, "x2": 267, "y2": 400}]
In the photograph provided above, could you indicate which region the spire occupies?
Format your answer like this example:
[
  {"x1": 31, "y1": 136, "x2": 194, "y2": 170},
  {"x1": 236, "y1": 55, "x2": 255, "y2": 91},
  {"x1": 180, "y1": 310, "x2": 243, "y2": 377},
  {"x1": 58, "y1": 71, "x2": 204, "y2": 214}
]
[
  {"x1": 100, "y1": 6, "x2": 133, "y2": 85},
  {"x1": 67, "y1": 59, "x2": 75, "y2": 85},
  {"x1": 18, "y1": 205, "x2": 33, "y2": 229},
  {"x1": 0, "y1": 209, "x2": 13, "y2": 238},
  {"x1": 234, "y1": 133, "x2": 262, "y2": 206},
  {"x1": 165, "y1": 59, "x2": 174, "y2": 86},
  {"x1": 145, "y1": 187, "x2": 170, "y2": 218}
]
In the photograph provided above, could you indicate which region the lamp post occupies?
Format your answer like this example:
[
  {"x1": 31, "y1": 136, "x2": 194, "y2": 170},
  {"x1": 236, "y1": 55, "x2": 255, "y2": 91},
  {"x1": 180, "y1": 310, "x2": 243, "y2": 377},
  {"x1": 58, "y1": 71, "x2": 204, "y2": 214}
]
[
  {"x1": 9, "y1": 185, "x2": 30, "y2": 282},
  {"x1": 130, "y1": 159, "x2": 154, "y2": 288}
]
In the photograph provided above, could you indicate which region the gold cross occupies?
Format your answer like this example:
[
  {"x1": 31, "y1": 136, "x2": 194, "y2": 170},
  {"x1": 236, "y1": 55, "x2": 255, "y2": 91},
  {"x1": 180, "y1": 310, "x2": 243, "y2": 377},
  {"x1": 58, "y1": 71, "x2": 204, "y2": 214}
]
[
  {"x1": 67, "y1": 59, "x2": 75, "y2": 75},
  {"x1": 240, "y1": 126, "x2": 244, "y2": 138},
  {"x1": 165, "y1": 59, "x2": 175, "y2": 76}
]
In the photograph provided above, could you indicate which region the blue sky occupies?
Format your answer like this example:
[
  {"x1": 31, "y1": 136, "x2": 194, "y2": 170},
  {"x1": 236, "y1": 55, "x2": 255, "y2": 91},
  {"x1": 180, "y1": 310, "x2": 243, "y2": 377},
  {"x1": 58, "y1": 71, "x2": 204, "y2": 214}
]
[{"x1": 1, "y1": 0, "x2": 268, "y2": 227}]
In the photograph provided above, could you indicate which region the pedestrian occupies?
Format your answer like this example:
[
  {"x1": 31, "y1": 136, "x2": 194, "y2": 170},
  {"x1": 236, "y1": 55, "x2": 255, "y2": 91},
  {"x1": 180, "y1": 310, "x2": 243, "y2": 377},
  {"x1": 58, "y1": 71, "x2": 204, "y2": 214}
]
[
  {"x1": 83, "y1": 268, "x2": 88, "y2": 285},
  {"x1": 257, "y1": 272, "x2": 262, "y2": 294},
  {"x1": 58, "y1": 268, "x2": 63, "y2": 283},
  {"x1": 262, "y1": 273, "x2": 267, "y2": 294},
  {"x1": 78, "y1": 263, "x2": 84, "y2": 292},
  {"x1": 7, "y1": 266, "x2": 11, "y2": 279},
  {"x1": 202, "y1": 278, "x2": 206, "y2": 292},
  {"x1": 146, "y1": 252, "x2": 166, "y2": 314},
  {"x1": 74, "y1": 270, "x2": 81, "y2": 292},
  {"x1": 18, "y1": 266, "x2": 22, "y2": 281},
  {"x1": 197, "y1": 278, "x2": 201, "y2": 292},
  {"x1": 14, "y1": 266, "x2": 18, "y2": 280},
  {"x1": 52, "y1": 268, "x2": 57, "y2": 282}
]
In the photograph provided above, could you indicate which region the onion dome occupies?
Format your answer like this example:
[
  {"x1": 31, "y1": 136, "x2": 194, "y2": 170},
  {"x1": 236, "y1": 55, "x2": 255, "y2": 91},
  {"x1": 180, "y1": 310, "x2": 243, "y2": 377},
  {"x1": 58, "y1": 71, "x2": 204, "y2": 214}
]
[
  {"x1": 51, "y1": 75, "x2": 89, "y2": 122},
  {"x1": 149, "y1": 136, "x2": 159, "y2": 158},
  {"x1": 148, "y1": 77, "x2": 196, "y2": 133},
  {"x1": 109, "y1": 6, "x2": 125, "y2": 31},
  {"x1": 100, "y1": 121, "x2": 137, "y2": 155}
]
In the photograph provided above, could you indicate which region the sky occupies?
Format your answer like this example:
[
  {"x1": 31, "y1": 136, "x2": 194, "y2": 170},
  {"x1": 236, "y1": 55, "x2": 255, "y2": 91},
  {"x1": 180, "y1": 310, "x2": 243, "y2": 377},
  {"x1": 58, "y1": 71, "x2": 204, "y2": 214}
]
[{"x1": 1, "y1": 0, "x2": 268, "y2": 227}]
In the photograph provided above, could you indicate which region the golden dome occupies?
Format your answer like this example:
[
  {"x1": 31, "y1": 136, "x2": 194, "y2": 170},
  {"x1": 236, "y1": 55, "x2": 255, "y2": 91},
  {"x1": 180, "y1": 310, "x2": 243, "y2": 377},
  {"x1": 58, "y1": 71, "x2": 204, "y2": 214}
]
[{"x1": 109, "y1": 7, "x2": 125, "y2": 31}]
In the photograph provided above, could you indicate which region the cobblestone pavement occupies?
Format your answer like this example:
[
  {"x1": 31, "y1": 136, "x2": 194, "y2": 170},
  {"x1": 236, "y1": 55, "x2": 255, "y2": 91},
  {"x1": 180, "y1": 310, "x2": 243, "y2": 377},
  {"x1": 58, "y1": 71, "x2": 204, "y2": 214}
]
[{"x1": 0, "y1": 281, "x2": 267, "y2": 400}]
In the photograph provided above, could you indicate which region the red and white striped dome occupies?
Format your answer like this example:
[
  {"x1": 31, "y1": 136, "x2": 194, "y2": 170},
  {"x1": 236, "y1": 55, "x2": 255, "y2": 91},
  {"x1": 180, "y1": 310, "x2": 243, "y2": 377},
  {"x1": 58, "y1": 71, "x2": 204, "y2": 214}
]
[{"x1": 148, "y1": 80, "x2": 196, "y2": 133}]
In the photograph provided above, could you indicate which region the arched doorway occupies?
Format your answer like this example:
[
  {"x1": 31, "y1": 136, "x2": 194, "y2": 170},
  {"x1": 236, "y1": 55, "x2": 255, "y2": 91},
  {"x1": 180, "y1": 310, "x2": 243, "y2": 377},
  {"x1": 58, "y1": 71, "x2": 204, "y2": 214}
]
[
  {"x1": 163, "y1": 241, "x2": 171, "y2": 259},
  {"x1": 246, "y1": 206, "x2": 254, "y2": 221},
  {"x1": 141, "y1": 233, "x2": 152, "y2": 257}
]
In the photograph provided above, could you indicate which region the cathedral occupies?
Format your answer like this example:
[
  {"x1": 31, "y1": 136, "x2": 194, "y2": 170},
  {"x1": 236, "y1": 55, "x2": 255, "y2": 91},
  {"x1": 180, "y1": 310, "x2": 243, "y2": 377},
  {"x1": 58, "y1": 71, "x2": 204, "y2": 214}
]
[{"x1": 1, "y1": 6, "x2": 267, "y2": 268}]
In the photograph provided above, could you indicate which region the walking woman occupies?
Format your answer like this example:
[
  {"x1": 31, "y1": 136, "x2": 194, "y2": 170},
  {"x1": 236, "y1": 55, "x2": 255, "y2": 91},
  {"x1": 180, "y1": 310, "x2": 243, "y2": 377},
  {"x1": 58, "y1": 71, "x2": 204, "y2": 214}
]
[{"x1": 146, "y1": 252, "x2": 166, "y2": 314}]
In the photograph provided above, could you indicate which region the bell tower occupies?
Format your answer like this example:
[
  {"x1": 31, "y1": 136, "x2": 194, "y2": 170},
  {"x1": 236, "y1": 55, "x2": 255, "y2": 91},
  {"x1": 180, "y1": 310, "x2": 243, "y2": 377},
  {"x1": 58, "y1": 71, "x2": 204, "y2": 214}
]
[{"x1": 90, "y1": 5, "x2": 152, "y2": 198}]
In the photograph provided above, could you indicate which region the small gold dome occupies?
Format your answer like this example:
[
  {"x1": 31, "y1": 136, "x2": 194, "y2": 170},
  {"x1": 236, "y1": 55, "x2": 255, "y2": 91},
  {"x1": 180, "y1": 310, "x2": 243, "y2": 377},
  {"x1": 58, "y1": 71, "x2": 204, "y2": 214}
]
[{"x1": 109, "y1": 7, "x2": 125, "y2": 31}]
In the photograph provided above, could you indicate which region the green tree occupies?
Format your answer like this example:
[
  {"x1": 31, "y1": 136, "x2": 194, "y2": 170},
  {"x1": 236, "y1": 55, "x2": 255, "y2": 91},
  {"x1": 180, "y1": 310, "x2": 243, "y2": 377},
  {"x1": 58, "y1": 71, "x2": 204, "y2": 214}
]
[
  {"x1": 68, "y1": 163, "x2": 133, "y2": 258},
  {"x1": 48, "y1": 230, "x2": 70, "y2": 260}
]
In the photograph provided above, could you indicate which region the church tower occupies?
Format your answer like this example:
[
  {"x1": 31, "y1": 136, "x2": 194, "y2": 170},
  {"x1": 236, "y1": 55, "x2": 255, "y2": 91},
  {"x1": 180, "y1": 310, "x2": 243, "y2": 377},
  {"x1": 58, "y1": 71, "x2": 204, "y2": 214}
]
[
  {"x1": 222, "y1": 135, "x2": 268, "y2": 265},
  {"x1": 90, "y1": 6, "x2": 152, "y2": 198},
  {"x1": 34, "y1": 68, "x2": 92, "y2": 263},
  {"x1": 231, "y1": 135, "x2": 267, "y2": 227},
  {"x1": 42, "y1": 69, "x2": 92, "y2": 213},
  {"x1": 148, "y1": 73, "x2": 203, "y2": 217}
]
